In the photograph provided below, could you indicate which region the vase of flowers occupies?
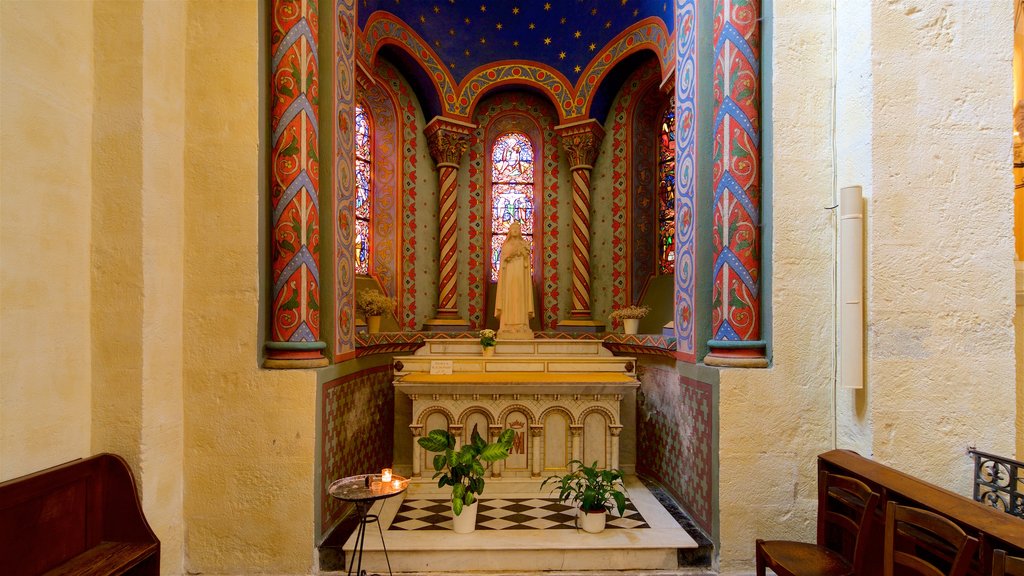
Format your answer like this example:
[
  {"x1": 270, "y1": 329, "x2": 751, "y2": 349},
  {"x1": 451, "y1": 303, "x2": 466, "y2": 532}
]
[
  {"x1": 608, "y1": 304, "x2": 650, "y2": 335},
  {"x1": 479, "y1": 329, "x2": 496, "y2": 356},
  {"x1": 356, "y1": 289, "x2": 395, "y2": 334}
]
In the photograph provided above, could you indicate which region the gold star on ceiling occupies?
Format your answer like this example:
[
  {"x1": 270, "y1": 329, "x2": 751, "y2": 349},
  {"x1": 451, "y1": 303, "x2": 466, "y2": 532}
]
[
  {"x1": 574, "y1": 30, "x2": 581, "y2": 39},
  {"x1": 449, "y1": 62, "x2": 456, "y2": 68},
  {"x1": 558, "y1": 51, "x2": 566, "y2": 59},
  {"x1": 543, "y1": 37, "x2": 551, "y2": 45},
  {"x1": 543, "y1": 2, "x2": 551, "y2": 10},
  {"x1": 449, "y1": 28, "x2": 455, "y2": 35},
  {"x1": 464, "y1": 48, "x2": 471, "y2": 56},
  {"x1": 480, "y1": 37, "x2": 486, "y2": 44},
  {"x1": 512, "y1": 6, "x2": 519, "y2": 15},
  {"x1": 574, "y1": 65, "x2": 581, "y2": 73},
  {"x1": 605, "y1": 20, "x2": 612, "y2": 28},
  {"x1": 513, "y1": 40, "x2": 519, "y2": 47},
  {"x1": 588, "y1": 42, "x2": 596, "y2": 51},
  {"x1": 560, "y1": 17, "x2": 566, "y2": 24},
  {"x1": 496, "y1": 22, "x2": 503, "y2": 30},
  {"x1": 464, "y1": 16, "x2": 471, "y2": 24},
  {"x1": 480, "y1": 4, "x2": 486, "y2": 12},
  {"x1": 591, "y1": 8, "x2": 597, "y2": 16},
  {"x1": 621, "y1": 0, "x2": 628, "y2": 5},
  {"x1": 433, "y1": 5, "x2": 440, "y2": 13},
  {"x1": 528, "y1": 22, "x2": 535, "y2": 29},
  {"x1": 419, "y1": 14, "x2": 426, "y2": 23},
  {"x1": 633, "y1": 8, "x2": 639, "y2": 16},
  {"x1": 434, "y1": 40, "x2": 441, "y2": 47}
]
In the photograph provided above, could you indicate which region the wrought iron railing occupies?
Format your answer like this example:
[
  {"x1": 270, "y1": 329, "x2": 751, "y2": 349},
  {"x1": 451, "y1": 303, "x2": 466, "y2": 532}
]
[{"x1": 968, "y1": 448, "x2": 1024, "y2": 520}]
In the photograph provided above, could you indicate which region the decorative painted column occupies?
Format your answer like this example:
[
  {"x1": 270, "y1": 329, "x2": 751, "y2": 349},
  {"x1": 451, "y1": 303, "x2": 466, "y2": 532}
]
[
  {"x1": 556, "y1": 120, "x2": 606, "y2": 332},
  {"x1": 569, "y1": 425, "x2": 583, "y2": 462},
  {"x1": 705, "y1": 0, "x2": 767, "y2": 367},
  {"x1": 265, "y1": 0, "x2": 327, "y2": 368},
  {"x1": 674, "y1": 0, "x2": 698, "y2": 362},
  {"x1": 423, "y1": 117, "x2": 476, "y2": 331},
  {"x1": 610, "y1": 425, "x2": 622, "y2": 471},
  {"x1": 489, "y1": 425, "x2": 503, "y2": 478}
]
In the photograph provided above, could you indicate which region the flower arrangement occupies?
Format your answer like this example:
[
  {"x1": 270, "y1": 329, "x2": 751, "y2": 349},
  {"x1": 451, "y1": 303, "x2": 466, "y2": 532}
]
[
  {"x1": 479, "y1": 329, "x2": 497, "y2": 348},
  {"x1": 608, "y1": 304, "x2": 650, "y2": 321},
  {"x1": 356, "y1": 289, "x2": 395, "y2": 318}
]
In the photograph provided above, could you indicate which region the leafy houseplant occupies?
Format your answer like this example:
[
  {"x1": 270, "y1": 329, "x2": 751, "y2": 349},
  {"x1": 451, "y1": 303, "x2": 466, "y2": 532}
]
[
  {"x1": 479, "y1": 329, "x2": 497, "y2": 348},
  {"x1": 417, "y1": 427, "x2": 515, "y2": 532},
  {"x1": 542, "y1": 460, "x2": 627, "y2": 533}
]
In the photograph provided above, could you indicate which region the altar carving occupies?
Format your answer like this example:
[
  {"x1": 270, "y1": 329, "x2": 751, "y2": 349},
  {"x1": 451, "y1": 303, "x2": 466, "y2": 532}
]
[{"x1": 392, "y1": 338, "x2": 637, "y2": 479}]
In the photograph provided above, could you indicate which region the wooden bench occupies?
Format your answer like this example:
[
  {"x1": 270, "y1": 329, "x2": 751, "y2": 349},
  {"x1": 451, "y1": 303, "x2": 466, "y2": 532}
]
[
  {"x1": 0, "y1": 453, "x2": 160, "y2": 576},
  {"x1": 819, "y1": 449, "x2": 1024, "y2": 576}
]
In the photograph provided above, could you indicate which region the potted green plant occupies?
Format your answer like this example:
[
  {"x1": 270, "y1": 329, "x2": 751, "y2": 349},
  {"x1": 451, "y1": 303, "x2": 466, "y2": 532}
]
[
  {"x1": 608, "y1": 304, "x2": 650, "y2": 335},
  {"x1": 417, "y1": 426, "x2": 515, "y2": 533},
  {"x1": 479, "y1": 329, "x2": 497, "y2": 356},
  {"x1": 356, "y1": 289, "x2": 395, "y2": 333},
  {"x1": 542, "y1": 460, "x2": 627, "y2": 533}
]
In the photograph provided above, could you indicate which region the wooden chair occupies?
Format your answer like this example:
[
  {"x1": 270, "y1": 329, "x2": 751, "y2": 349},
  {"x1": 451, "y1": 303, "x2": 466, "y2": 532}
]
[
  {"x1": 993, "y1": 549, "x2": 1024, "y2": 576},
  {"x1": 883, "y1": 502, "x2": 979, "y2": 576},
  {"x1": 756, "y1": 471, "x2": 880, "y2": 576}
]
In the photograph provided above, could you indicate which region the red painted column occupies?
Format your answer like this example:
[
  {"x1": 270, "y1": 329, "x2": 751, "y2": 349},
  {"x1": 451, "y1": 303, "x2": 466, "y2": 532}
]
[
  {"x1": 265, "y1": 0, "x2": 327, "y2": 367},
  {"x1": 423, "y1": 117, "x2": 475, "y2": 331},
  {"x1": 556, "y1": 120, "x2": 605, "y2": 332},
  {"x1": 705, "y1": 0, "x2": 766, "y2": 367}
]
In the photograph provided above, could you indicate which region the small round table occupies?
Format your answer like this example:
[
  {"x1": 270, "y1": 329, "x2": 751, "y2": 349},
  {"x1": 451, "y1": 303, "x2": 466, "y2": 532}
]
[{"x1": 328, "y1": 474, "x2": 409, "y2": 576}]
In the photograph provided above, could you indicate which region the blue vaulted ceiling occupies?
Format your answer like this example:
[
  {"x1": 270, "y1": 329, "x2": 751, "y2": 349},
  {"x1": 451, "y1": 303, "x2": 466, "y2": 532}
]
[{"x1": 358, "y1": 0, "x2": 672, "y2": 119}]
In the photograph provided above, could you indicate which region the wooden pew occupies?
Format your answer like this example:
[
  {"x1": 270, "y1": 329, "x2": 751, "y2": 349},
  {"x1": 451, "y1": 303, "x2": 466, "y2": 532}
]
[
  {"x1": 0, "y1": 453, "x2": 160, "y2": 576},
  {"x1": 819, "y1": 449, "x2": 1024, "y2": 576}
]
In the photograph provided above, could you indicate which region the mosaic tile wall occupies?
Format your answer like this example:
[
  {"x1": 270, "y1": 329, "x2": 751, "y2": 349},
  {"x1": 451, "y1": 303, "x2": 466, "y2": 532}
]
[
  {"x1": 320, "y1": 365, "x2": 395, "y2": 535},
  {"x1": 636, "y1": 363, "x2": 713, "y2": 534}
]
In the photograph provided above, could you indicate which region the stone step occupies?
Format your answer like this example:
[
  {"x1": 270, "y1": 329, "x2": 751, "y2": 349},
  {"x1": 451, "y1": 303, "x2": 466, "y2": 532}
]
[{"x1": 337, "y1": 476, "x2": 699, "y2": 574}]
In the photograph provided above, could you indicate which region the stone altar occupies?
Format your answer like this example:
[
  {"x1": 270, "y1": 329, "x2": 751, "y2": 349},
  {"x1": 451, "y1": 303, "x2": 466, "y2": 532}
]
[{"x1": 392, "y1": 338, "x2": 638, "y2": 479}]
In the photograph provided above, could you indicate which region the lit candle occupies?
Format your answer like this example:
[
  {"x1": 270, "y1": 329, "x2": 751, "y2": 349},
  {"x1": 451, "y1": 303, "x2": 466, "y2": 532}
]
[
  {"x1": 392, "y1": 479, "x2": 401, "y2": 490},
  {"x1": 381, "y1": 468, "x2": 392, "y2": 483}
]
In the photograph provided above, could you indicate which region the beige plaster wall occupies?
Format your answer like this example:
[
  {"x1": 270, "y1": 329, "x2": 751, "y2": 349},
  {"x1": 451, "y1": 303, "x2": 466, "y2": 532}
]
[
  {"x1": 90, "y1": 2, "x2": 188, "y2": 571},
  {"x1": 715, "y1": 1, "x2": 837, "y2": 570},
  {"x1": 716, "y1": 1, "x2": 1018, "y2": 572},
  {"x1": 0, "y1": 0, "x2": 95, "y2": 480},
  {"x1": 182, "y1": 1, "x2": 319, "y2": 573}
]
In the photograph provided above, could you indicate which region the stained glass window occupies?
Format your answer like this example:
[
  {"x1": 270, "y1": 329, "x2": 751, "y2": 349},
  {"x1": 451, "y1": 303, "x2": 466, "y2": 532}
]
[
  {"x1": 355, "y1": 104, "x2": 371, "y2": 275},
  {"x1": 658, "y1": 100, "x2": 676, "y2": 275},
  {"x1": 490, "y1": 132, "x2": 535, "y2": 282}
]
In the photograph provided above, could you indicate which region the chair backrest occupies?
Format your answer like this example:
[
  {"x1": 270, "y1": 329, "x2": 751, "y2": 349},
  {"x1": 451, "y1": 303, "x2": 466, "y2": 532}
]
[
  {"x1": 815, "y1": 470, "x2": 881, "y2": 574},
  {"x1": 993, "y1": 549, "x2": 1024, "y2": 576},
  {"x1": 883, "y1": 502, "x2": 979, "y2": 576}
]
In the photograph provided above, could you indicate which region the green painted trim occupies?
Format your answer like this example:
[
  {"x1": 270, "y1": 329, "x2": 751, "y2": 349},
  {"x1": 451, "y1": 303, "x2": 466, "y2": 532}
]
[
  {"x1": 706, "y1": 339, "x2": 767, "y2": 349},
  {"x1": 760, "y1": 0, "x2": 774, "y2": 366},
  {"x1": 266, "y1": 340, "x2": 328, "y2": 351},
  {"x1": 694, "y1": 0, "x2": 716, "y2": 363}
]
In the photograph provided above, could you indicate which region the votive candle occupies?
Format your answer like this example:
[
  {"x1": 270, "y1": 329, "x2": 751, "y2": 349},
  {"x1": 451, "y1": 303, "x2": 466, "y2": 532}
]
[
  {"x1": 392, "y1": 479, "x2": 401, "y2": 490},
  {"x1": 381, "y1": 468, "x2": 392, "y2": 482}
]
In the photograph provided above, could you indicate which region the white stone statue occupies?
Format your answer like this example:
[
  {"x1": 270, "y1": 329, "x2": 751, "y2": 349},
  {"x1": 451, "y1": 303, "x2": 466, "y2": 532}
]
[{"x1": 495, "y1": 221, "x2": 535, "y2": 340}]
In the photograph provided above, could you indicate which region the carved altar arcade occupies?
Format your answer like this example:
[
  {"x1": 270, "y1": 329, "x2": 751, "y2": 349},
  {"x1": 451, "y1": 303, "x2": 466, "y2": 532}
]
[{"x1": 392, "y1": 338, "x2": 638, "y2": 479}]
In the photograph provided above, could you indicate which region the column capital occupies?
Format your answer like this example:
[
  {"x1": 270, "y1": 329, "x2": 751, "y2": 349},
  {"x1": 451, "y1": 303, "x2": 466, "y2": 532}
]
[
  {"x1": 555, "y1": 119, "x2": 605, "y2": 169},
  {"x1": 425, "y1": 116, "x2": 476, "y2": 166}
]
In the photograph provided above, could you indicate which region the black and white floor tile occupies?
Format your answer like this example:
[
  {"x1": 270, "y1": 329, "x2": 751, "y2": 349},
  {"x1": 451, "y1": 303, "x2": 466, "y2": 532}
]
[{"x1": 389, "y1": 497, "x2": 650, "y2": 531}]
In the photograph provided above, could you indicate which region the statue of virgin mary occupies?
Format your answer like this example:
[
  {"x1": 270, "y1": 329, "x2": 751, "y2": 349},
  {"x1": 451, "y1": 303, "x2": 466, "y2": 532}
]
[{"x1": 495, "y1": 221, "x2": 535, "y2": 340}]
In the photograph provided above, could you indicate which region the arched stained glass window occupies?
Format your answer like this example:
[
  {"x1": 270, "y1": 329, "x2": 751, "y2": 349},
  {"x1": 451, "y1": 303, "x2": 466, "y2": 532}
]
[
  {"x1": 658, "y1": 100, "x2": 676, "y2": 274},
  {"x1": 490, "y1": 132, "x2": 535, "y2": 282},
  {"x1": 354, "y1": 104, "x2": 371, "y2": 276}
]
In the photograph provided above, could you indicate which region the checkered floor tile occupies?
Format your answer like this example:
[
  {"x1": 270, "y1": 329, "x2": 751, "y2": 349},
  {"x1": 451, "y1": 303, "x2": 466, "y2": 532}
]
[{"x1": 389, "y1": 497, "x2": 649, "y2": 531}]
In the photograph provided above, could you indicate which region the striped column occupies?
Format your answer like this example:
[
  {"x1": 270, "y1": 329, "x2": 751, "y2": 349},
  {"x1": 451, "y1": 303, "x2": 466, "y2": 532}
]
[
  {"x1": 423, "y1": 117, "x2": 475, "y2": 331},
  {"x1": 265, "y1": 0, "x2": 327, "y2": 367},
  {"x1": 705, "y1": 0, "x2": 766, "y2": 367},
  {"x1": 557, "y1": 120, "x2": 605, "y2": 331}
]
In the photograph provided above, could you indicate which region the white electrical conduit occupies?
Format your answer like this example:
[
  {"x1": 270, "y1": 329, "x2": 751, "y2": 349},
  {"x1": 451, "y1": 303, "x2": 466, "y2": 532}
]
[{"x1": 840, "y1": 185, "x2": 864, "y2": 389}]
